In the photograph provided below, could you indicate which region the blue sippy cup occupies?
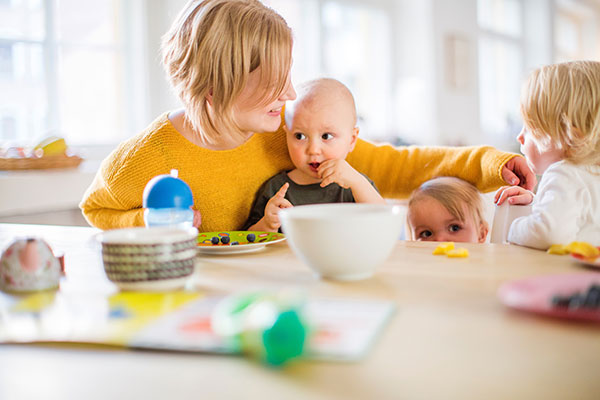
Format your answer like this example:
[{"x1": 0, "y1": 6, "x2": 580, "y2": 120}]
[{"x1": 143, "y1": 169, "x2": 194, "y2": 228}]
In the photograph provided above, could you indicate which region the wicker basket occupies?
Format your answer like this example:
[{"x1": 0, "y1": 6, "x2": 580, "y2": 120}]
[{"x1": 0, "y1": 154, "x2": 84, "y2": 170}]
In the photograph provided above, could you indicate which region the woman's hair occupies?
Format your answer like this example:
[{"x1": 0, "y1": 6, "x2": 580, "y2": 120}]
[
  {"x1": 520, "y1": 60, "x2": 600, "y2": 165},
  {"x1": 408, "y1": 177, "x2": 487, "y2": 229},
  {"x1": 161, "y1": 0, "x2": 293, "y2": 143}
]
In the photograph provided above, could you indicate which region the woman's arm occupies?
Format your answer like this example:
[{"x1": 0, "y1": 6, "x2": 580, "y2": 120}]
[{"x1": 347, "y1": 139, "x2": 528, "y2": 198}]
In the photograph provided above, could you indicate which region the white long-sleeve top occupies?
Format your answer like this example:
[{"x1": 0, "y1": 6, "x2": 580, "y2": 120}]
[{"x1": 508, "y1": 160, "x2": 600, "y2": 249}]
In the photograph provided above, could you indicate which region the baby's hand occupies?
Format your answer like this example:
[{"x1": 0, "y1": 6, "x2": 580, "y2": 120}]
[
  {"x1": 318, "y1": 159, "x2": 360, "y2": 189},
  {"x1": 494, "y1": 185, "x2": 534, "y2": 206},
  {"x1": 263, "y1": 182, "x2": 293, "y2": 231}
]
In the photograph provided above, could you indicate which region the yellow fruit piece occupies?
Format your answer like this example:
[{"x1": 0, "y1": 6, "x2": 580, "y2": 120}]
[
  {"x1": 566, "y1": 241, "x2": 600, "y2": 259},
  {"x1": 433, "y1": 242, "x2": 454, "y2": 255},
  {"x1": 547, "y1": 244, "x2": 569, "y2": 255},
  {"x1": 34, "y1": 136, "x2": 67, "y2": 156},
  {"x1": 446, "y1": 248, "x2": 469, "y2": 258}
]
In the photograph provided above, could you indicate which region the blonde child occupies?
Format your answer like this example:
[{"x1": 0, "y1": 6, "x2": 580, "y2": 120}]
[
  {"x1": 245, "y1": 78, "x2": 384, "y2": 232},
  {"x1": 407, "y1": 177, "x2": 489, "y2": 243},
  {"x1": 79, "y1": 0, "x2": 535, "y2": 232},
  {"x1": 495, "y1": 60, "x2": 600, "y2": 249}
]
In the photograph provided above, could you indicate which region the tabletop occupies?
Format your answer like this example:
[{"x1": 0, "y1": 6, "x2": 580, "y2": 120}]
[{"x1": 0, "y1": 223, "x2": 598, "y2": 400}]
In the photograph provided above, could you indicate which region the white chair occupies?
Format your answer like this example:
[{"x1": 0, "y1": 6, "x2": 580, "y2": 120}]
[{"x1": 490, "y1": 202, "x2": 532, "y2": 244}]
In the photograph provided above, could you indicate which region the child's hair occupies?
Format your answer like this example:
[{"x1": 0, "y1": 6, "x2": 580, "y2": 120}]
[
  {"x1": 161, "y1": 0, "x2": 293, "y2": 143},
  {"x1": 284, "y1": 78, "x2": 357, "y2": 128},
  {"x1": 520, "y1": 60, "x2": 600, "y2": 165},
  {"x1": 408, "y1": 176, "x2": 487, "y2": 231}
]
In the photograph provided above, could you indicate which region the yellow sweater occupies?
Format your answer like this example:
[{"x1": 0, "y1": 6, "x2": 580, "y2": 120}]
[{"x1": 80, "y1": 113, "x2": 516, "y2": 231}]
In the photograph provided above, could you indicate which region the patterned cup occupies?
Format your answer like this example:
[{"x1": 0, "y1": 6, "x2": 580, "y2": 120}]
[{"x1": 98, "y1": 227, "x2": 198, "y2": 291}]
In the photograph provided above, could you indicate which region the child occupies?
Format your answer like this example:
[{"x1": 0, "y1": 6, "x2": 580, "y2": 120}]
[
  {"x1": 244, "y1": 78, "x2": 385, "y2": 232},
  {"x1": 407, "y1": 177, "x2": 489, "y2": 243},
  {"x1": 494, "y1": 60, "x2": 600, "y2": 249}
]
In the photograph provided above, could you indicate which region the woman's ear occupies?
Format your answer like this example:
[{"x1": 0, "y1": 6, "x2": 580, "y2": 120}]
[
  {"x1": 206, "y1": 89, "x2": 214, "y2": 106},
  {"x1": 478, "y1": 220, "x2": 489, "y2": 243},
  {"x1": 349, "y1": 127, "x2": 359, "y2": 151}
]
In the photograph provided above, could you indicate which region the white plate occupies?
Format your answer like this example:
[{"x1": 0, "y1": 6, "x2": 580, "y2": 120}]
[{"x1": 196, "y1": 231, "x2": 286, "y2": 255}]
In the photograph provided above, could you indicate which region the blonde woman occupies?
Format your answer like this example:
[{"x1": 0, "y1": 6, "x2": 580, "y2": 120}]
[
  {"x1": 407, "y1": 177, "x2": 489, "y2": 243},
  {"x1": 495, "y1": 61, "x2": 600, "y2": 249},
  {"x1": 80, "y1": 0, "x2": 535, "y2": 231}
]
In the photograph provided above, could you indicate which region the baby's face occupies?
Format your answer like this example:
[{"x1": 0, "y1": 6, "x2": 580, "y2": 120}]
[
  {"x1": 516, "y1": 127, "x2": 564, "y2": 175},
  {"x1": 285, "y1": 96, "x2": 358, "y2": 183},
  {"x1": 408, "y1": 196, "x2": 486, "y2": 243}
]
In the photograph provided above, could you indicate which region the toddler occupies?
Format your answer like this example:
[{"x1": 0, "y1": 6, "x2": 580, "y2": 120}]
[
  {"x1": 244, "y1": 78, "x2": 384, "y2": 232},
  {"x1": 495, "y1": 61, "x2": 600, "y2": 249},
  {"x1": 407, "y1": 177, "x2": 489, "y2": 243}
]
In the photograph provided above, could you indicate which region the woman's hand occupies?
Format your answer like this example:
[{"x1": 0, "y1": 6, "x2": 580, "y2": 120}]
[
  {"x1": 192, "y1": 208, "x2": 202, "y2": 228},
  {"x1": 494, "y1": 185, "x2": 534, "y2": 206},
  {"x1": 501, "y1": 156, "x2": 536, "y2": 191}
]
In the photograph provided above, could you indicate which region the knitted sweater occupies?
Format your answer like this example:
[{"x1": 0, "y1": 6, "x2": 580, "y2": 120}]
[{"x1": 80, "y1": 113, "x2": 516, "y2": 231}]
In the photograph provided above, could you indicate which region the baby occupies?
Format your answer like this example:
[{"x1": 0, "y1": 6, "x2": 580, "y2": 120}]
[
  {"x1": 244, "y1": 78, "x2": 384, "y2": 232},
  {"x1": 407, "y1": 177, "x2": 489, "y2": 243},
  {"x1": 495, "y1": 61, "x2": 600, "y2": 249}
]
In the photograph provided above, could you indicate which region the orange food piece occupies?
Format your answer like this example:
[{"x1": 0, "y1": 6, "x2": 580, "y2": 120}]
[
  {"x1": 433, "y1": 242, "x2": 454, "y2": 255},
  {"x1": 446, "y1": 248, "x2": 469, "y2": 258}
]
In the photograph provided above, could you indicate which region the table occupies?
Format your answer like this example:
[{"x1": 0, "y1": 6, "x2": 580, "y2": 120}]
[{"x1": 0, "y1": 223, "x2": 598, "y2": 400}]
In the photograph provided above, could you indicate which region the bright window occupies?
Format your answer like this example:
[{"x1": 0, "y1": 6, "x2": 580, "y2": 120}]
[
  {"x1": 264, "y1": 0, "x2": 393, "y2": 141},
  {"x1": 477, "y1": 0, "x2": 524, "y2": 143},
  {"x1": 0, "y1": 0, "x2": 147, "y2": 147}
]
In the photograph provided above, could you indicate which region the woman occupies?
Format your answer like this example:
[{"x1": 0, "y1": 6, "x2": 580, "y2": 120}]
[{"x1": 80, "y1": 0, "x2": 534, "y2": 231}]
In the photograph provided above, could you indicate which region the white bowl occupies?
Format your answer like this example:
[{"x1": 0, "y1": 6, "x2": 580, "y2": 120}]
[{"x1": 279, "y1": 204, "x2": 406, "y2": 281}]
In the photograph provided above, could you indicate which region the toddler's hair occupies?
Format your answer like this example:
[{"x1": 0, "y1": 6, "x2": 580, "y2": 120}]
[
  {"x1": 284, "y1": 78, "x2": 357, "y2": 128},
  {"x1": 161, "y1": 0, "x2": 292, "y2": 143},
  {"x1": 520, "y1": 60, "x2": 600, "y2": 165},
  {"x1": 409, "y1": 177, "x2": 487, "y2": 228}
]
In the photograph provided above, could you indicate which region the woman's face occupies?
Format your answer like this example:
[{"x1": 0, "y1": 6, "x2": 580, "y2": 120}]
[
  {"x1": 233, "y1": 67, "x2": 296, "y2": 134},
  {"x1": 407, "y1": 196, "x2": 487, "y2": 243}
]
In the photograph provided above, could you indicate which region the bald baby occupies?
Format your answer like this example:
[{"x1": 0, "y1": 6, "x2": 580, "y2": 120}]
[{"x1": 284, "y1": 78, "x2": 357, "y2": 129}]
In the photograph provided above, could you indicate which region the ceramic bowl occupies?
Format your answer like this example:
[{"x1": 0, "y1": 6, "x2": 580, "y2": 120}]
[
  {"x1": 98, "y1": 227, "x2": 198, "y2": 290},
  {"x1": 279, "y1": 203, "x2": 406, "y2": 281}
]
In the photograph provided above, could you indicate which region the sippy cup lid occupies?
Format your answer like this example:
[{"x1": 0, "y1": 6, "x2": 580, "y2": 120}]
[{"x1": 143, "y1": 169, "x2": 194, "y2": 209}]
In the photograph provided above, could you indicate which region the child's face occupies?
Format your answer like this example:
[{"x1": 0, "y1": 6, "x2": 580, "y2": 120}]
[
  {"x1": 232, "y1": 67, "x2": 296, "y2": 135},
  {"x1": 285, "y1": 96, "x2": 358, "y2": 183},
  {"x1": 517, "y1": 127, "x2": 564, "y2": 175},
  {"x1": 408, "y1": 196, "x2": 487, "y2": 243}
]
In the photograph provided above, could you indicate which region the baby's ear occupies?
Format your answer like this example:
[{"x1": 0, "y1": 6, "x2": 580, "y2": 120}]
[
  {"x1": 478, "y1": 220, "x2": 489, "y2": 243},
  {"x1": 349, "y1": 126, "x2": 359, "y2": 151}
]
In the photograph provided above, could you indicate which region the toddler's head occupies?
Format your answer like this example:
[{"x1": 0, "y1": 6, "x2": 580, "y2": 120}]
[
  {"x1": 284, "y1": 78, "x2": 359, "y2": 181},
  {"x1": 407, "y1": 177, "x2": 489, "y2": 243},
  {"x1": 519, "y1": 60, "x2": 600, "y2": 172}
]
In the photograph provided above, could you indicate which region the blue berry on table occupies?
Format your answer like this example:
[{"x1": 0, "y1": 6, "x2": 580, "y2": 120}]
[
  {"x1": 211, "y1": 236, "x2": 220, "y2": 245},
  {"x1": 221, "y1": 236, "x2": 230, "y2": 244},
  {"x1": 247, "y1": 233, "x2": 256, "y2": 242}
]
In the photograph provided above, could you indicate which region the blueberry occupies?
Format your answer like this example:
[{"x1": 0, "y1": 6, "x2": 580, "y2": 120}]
[
  {"x1": 221, "y1": 236, "x2": 230, "y2": 244},
  {"x1": 247, "y1": 233, "x2": 256, "y2": 242},
  {"x1": 211, "y1": 236, "x2": 220, "y2": 245},
  {"x1": 551, "y1": 295, "x2": 570, "y2": 308},
  {"x1": 231, "y1": 241, "x2": 239, "y2": 245}
]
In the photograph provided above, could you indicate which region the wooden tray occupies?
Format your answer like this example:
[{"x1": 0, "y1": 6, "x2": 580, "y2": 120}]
[{"x1": 0, "y1": 154, "x2": 83, "y2": 170}]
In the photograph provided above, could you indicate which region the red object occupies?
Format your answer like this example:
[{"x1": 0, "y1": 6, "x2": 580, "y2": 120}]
[{"x1": 498, "y1": 273, "x2": 600, "y2": 323}]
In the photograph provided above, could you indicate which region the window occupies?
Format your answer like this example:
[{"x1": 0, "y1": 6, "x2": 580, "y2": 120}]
[
  {"x1": 264, "y1": 0, "x2": 393, "y2": 141},
  {"x1": 477, "y1": 0, "x2": 524, "y2": 146},
  {"x1": 0, "y1": 0, "x2": 147, "y2": 147}
]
